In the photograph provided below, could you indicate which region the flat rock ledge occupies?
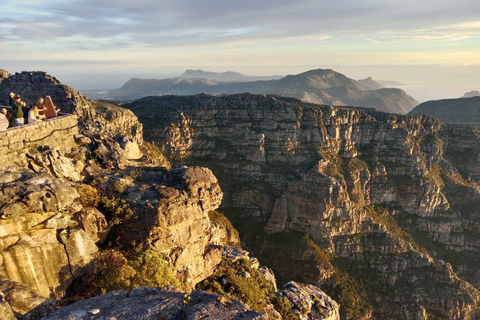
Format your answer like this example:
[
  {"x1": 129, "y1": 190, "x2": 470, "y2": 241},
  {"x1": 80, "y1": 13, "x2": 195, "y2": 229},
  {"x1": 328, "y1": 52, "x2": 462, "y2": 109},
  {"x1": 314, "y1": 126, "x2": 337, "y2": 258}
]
[{"x1": 40, "y1": 287, "x2": 269, "y2": 320}]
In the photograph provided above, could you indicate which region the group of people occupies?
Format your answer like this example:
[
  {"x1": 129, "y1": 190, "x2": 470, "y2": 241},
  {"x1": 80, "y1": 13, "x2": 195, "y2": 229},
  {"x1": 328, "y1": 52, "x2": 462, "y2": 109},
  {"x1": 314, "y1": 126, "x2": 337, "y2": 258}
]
[{"x1": 0, "y1": 92, "x2": 60, "y2": 131}]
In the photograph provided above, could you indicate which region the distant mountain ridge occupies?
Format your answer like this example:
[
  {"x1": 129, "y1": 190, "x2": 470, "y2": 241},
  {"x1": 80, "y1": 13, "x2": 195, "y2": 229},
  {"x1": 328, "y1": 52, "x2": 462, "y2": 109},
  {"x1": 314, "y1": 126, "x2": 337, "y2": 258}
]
[
  {"x1": 181, "y1": 69, "x2": 282, "y2": 82},
  {"x1": 462, "y1": 90, "x2": 480, "y2": 98},
  {"x1": 409, "y1": 96, "x2": 480, "y2": 128},
  {"x1": 110, "y1": 68, "x2": 418, "y2": 114},
  {"x1": 357, "y1": 77, "x2": 384, "y2": 90}
]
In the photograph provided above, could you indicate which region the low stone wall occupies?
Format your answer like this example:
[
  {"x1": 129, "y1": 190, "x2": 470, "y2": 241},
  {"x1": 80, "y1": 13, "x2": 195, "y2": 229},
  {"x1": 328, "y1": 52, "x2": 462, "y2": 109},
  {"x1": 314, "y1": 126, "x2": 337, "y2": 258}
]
[{"x1": 0, "y1": 114, "x2": 78, "y2": 165}]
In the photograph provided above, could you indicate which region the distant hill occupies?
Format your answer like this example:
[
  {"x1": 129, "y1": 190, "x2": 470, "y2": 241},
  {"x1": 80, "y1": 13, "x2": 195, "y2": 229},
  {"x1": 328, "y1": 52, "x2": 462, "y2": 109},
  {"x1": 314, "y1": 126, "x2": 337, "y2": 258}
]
[
  {"x1": 357, "y1": 77, "x2": 384, "y2": 90},
  {"x1": 409, "y1": 96, "x2": 480, "y2": 128},
  {"x1": 181, "y1": 69, "x2": 282, "y2": 82},
  {"x1": 110, "y1": 68, "x2": 418, "y2": 114},
  {"x1": 462, "y1": 90, "x2": 480, "y2": 98}
]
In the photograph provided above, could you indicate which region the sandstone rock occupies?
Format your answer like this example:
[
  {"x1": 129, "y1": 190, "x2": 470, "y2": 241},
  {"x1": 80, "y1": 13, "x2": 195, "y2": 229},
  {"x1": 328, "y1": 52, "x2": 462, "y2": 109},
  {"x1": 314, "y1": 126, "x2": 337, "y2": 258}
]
[
  {"x1": 0, "y1": 170, "x2": 79, "y2": 218},
  {"x1": 0, "y1": 167, "x2": 107, "y2": 304},
  {"x1": 101, "y1": 166, "x2": 226, "y2": 287},
  {"x1": 41, "y1": 287, "x2": 269, "y2": 320},
  {"x1": 277, "y1": 281, "x2": 340, "y2": 320},
  {"x1": 74, "y1": 208, "x2": 110, "y2": 244},
  {"x1": 0, "y1": 69, "x2": 10, "y2": 84},
  {"x1": 124, "y1": 93, "x2": 480, "y2": 318},
  {"x1": 0, "y1": 291, "x2": 15, "y2": 320},
  {"x1": 27, "y1": 147, "x2": 82, "y2": 182},
  {"x1": 0, "y1": 275, "x2": 53, "y2": 319}
]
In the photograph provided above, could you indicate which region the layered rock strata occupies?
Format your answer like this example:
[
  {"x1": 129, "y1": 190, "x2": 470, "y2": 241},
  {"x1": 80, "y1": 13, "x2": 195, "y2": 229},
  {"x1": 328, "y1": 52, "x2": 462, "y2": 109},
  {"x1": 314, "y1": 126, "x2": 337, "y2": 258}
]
[
  {"x1": 0, "y1": 165, "x2": 109, "y2": 317},
  {"x1": 98, "y1": 165, "x2": 228, "y2": 287},
  {"x1": 124, "y1": 93, "x2": 480, "y2": 319}
]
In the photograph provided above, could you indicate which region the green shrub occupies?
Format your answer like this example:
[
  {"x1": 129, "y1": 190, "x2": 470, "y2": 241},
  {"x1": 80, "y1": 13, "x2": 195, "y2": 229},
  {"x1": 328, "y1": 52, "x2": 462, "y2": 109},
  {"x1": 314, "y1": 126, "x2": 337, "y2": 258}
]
[
  {"x1": 272, "y1": 296, "x2": 298, "y2": 320},
  {"x1": 208, "y1": 210, "x2": 240, "y2": 247},
  {"x1": 75, "y1": 184, "x2": 100, "y2": 207},
  {"x1": 81, "y1": 249, "x2": 136, "y2": 296},
  {"x1": 99, "y1": 196, "x2": 134, "y2": 227},
  {"x1": 80, "y1": 249, "x2": 179, "y2": 298},
  {"x1": 113, "y1": 179, "x2": 127, "y2": 194},
  {"x1": 130, "y1": 250, "x2": 179, "y2": 288},
  {"x1": 196, "y1": 257, "x2": 275, "y2": 313}
]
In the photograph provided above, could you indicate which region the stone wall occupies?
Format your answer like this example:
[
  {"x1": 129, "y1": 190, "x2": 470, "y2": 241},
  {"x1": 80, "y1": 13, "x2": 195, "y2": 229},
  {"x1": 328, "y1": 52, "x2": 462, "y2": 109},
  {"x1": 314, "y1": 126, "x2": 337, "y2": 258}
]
[{"x1": 0, "y1": 114, "x2": 78, "y2": 166}]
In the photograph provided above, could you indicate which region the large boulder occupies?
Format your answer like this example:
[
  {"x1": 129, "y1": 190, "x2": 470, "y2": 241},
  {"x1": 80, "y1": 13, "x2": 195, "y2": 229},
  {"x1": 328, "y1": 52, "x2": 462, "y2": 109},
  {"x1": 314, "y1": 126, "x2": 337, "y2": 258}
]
[{"x1": 104, "y1": 166, "x2": 226, "y2": 287}]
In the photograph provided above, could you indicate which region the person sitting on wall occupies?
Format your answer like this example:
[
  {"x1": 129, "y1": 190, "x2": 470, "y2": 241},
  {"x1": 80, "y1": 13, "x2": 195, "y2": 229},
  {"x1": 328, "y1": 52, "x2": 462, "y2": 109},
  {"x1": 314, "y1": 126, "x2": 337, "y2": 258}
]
[
  {"x1": 1, "y1": 106, "x2": 13, "y2": 128},
  {"x1": 28, "y1": 104, "x2": 42, "y2": 124},
  {"x1": 9, "y1": 92, "x2": 15, "y2": 106},
  {"x1": 22, "y1": 101, "x2": 31, "y2": 124},
  {"x1": 35, "y1": 97, "x2": 47, "y2": 120},
  {"x1": 0, "y1": 109, "x2": 8, "y2": 131},
  {"x1": 11, "y1": 95, "x2": 24, "y2": 126}
]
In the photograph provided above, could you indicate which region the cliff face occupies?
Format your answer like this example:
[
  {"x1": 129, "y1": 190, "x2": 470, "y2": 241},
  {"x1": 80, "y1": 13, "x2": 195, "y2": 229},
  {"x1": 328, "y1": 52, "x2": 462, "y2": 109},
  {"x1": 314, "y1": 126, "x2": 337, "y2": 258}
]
[
  {"x1": 96, "y1": 165, "x2": 230, "y2": 288},
  {"x1": 0, "y1": 72, "x2": 339, "y2": 319},
  {"x1": 124, "y1": 93, "x2": 480, "y2": 319}
]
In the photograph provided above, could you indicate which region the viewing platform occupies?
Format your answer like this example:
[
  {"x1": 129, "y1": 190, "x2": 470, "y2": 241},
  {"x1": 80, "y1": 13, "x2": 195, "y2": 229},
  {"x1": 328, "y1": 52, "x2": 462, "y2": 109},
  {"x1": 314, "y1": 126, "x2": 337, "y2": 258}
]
[{"x1": 0, "y1": 113, "x2": 79, "y2": 165}]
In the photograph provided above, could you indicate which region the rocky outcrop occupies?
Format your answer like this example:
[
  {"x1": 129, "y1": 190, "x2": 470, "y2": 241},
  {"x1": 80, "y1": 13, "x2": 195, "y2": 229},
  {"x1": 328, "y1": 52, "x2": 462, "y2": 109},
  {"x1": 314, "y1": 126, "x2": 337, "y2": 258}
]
[
  {"x1": 277, "y1": 281, "x2": 339, "y2": 320},
  {"x1": 98, "y1": 165, "x2": 227, "y2": 287},
  {"x1": 0, "y1": 70, "x2": 148, "y2": 175},
  {"x1": 123, "y1": 93, "x2": 480, "y2": 319},
  {"x1": 0, "y1": 276, "x2": 54, "y2": 320},
  {"x1": 0, "y1": 69, "x2": 10, "y2": 83},
  {"x1": 0, "y1": 71, "x2": 93, "y2": 118},
  {"x1": 0, "y1": 165, "x2": 110, "y2": 318},
  {"x1": 41, "y1": 286, "x2": 270, "y2": 320},
  {"x1": 0, "y1": 72, "x2": 340, "y2": 319}
]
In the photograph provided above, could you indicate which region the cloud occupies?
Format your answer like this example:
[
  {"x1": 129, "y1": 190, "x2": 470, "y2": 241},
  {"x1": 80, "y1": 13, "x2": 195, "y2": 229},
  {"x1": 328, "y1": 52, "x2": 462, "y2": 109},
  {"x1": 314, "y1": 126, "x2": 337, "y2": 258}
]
[{"x1": 2, "y1": 0, "x2": 479, "y2": 49}]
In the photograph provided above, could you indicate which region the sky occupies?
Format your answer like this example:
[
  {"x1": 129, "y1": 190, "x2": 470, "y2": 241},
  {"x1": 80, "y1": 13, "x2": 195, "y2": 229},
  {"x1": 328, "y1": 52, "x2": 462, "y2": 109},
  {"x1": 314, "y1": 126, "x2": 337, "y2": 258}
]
[{"x1": 1, "y1": 0, "x2": 479, "y2": 102}]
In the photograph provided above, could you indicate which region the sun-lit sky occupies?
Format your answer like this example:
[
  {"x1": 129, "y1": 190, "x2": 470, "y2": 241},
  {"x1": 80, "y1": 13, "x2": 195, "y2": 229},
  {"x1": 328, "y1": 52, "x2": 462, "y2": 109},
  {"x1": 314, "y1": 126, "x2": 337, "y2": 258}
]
[{"x1": 1, "y1": 0, "x2": 479, "y2": 101}]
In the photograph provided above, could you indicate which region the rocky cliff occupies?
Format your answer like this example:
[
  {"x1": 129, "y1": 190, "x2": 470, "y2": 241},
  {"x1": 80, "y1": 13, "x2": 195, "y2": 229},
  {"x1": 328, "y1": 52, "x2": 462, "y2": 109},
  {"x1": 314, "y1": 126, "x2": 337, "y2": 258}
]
[
  {"x1": 124, "y1": 93, "x2": 480, "y2": 319},
  {"x1": 0, "y1": 72, "x2": 340, "y2": 319}
]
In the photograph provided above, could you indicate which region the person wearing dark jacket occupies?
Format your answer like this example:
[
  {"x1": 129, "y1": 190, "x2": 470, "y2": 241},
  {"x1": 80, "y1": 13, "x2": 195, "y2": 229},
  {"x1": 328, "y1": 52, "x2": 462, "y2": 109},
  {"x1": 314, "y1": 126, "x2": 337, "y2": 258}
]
[
  {"x1": 11, "y1": 95, "x2": 24, "y2": 126},
  {"x1": 9, "y1": 92, "x2": 15, "y2": 106}
]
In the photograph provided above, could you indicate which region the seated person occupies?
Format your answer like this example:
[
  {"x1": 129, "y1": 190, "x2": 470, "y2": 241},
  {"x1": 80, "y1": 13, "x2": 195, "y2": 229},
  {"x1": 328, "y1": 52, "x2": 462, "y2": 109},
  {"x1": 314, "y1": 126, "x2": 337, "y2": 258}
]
[
  {"x1": 28, "y1": 105, "x2": 42, "y2": 124},
  {"x1": 35, "y1": 97, "x2": 47, "y2": 120},
  {"x1": 1, "y1": 106, "x2": 13, "y2": 128},
  {"x1": 22, "y1": 101, "x2": 30, "y2": 123},
  {"x1": 0, "y1": 110, "x2": 8, "y2": 131}
]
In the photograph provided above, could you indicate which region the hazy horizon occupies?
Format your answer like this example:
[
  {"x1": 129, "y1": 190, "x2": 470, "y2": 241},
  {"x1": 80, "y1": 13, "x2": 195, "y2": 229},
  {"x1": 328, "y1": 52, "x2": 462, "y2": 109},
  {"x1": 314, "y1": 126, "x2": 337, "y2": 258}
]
[
  {"x1": 20, "y1": 63, "x2": 476, "y2": 103},
  {"x1": 1, "y1": 0, "x2": 479, "y2": 103}
]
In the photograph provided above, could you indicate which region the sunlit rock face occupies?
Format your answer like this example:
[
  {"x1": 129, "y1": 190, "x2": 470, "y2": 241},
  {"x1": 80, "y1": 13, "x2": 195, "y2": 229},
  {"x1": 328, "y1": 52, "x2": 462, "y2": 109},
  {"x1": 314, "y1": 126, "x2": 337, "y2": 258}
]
[
  {"x1": 98, "y1": 165, "x2": 228, "y2": 288},
  {"x1": 0, "y1": 166, "x2": 110, "y2": 318},
  {"x1": 124, "y1": 93, "x2": 480, "y2": 319}
]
